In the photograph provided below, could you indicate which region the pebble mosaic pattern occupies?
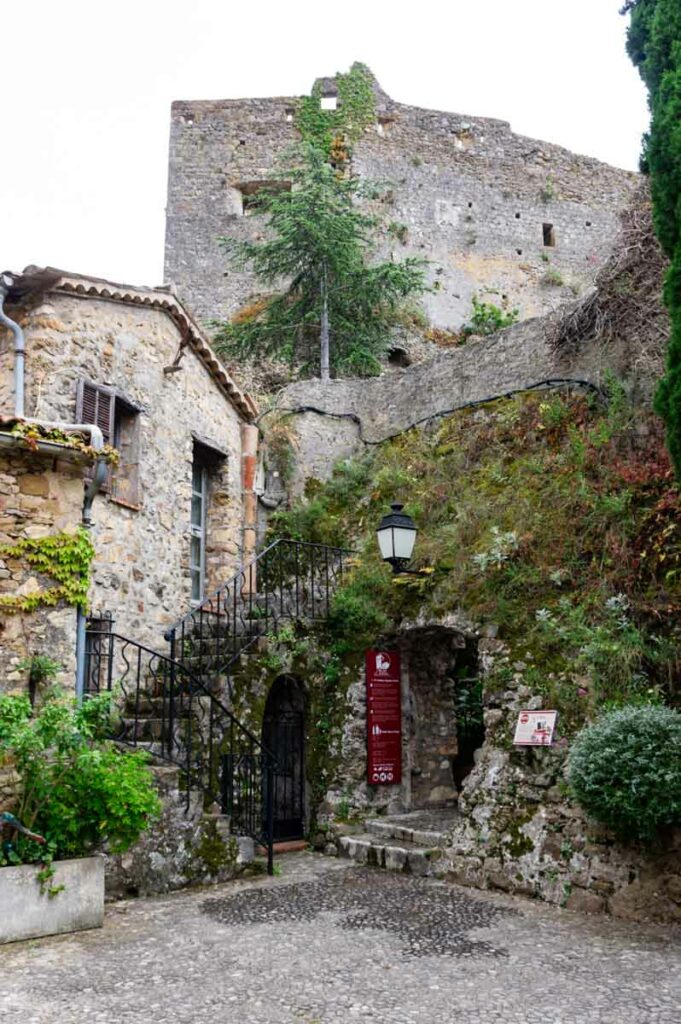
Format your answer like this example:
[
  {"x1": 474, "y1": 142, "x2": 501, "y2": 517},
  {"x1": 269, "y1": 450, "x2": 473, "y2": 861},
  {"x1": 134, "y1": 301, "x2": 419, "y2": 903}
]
[
  {"x1": 0, "y1": 854, "x2": 678, "y2": 1024},
  {"x1": 202, "y1": 867, "x2": 515, "y2": 958}
]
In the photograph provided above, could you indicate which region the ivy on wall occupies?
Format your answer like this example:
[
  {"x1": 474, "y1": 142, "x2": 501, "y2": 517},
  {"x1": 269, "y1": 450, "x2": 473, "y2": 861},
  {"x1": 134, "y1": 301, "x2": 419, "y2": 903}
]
[
  {"x1": 0, "y1": 529, "x2": 95, "y2": 614},
  {"x1": 295, "y1": 63, "x2": 377, "y2": 161}
]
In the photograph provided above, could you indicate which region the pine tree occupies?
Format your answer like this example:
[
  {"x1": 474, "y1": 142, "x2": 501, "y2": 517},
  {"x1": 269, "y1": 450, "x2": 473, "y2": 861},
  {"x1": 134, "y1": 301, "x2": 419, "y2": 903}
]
[{"x1": 215, "y1": 146, "x2": 427, "y2": 381}]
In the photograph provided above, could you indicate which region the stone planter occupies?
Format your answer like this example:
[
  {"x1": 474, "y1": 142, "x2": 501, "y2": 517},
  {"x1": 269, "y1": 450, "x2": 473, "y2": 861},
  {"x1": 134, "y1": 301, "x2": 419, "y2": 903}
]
[{"x1": 0, "y1": 856, "x2": 105, "y2": 945}]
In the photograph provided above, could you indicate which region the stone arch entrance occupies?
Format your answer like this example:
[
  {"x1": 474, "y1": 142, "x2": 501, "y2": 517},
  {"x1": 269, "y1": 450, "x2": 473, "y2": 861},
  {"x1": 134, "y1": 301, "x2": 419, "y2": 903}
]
[
  {"x1": 262, "y1": 675, "x2": 306, "y2": 841},
  {"x1": 404, "y1": 628, "x2": 482, "y2": 809}
]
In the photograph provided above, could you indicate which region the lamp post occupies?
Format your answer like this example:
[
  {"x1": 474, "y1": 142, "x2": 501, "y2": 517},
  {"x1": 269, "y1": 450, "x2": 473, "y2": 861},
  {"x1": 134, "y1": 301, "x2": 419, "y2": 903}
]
[{"x1": 376, "y1": 502, "x2": 418, "y2": 574}]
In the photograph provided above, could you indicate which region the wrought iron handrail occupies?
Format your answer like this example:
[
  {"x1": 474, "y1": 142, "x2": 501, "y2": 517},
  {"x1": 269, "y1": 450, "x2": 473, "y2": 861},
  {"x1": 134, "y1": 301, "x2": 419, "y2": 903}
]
[
  {"x1": 165, "y1": 538, "x2": 352, "y2": 694},
  {"x1": 84, "y1": 628, "x2": 275, "y2": 873}
]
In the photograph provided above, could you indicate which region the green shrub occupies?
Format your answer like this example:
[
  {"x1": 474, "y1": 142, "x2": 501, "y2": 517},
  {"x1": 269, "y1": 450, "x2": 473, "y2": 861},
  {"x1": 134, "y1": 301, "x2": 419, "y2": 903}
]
[
  {"x1": 461, "y1": 296, "x2": 519, "y2": 338},
  {"x1": 0, "y1": 690, "x2": 161, "y2": 866},
  {"x1": 568, "y1": 704, "x2": 681, "y2": 843}
]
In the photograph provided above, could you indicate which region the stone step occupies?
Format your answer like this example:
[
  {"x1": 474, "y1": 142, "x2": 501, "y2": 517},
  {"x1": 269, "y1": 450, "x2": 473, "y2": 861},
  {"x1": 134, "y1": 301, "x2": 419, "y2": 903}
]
[
  {"x1": 338, "y1": 833, "x2": 446, "y2": 877},
  {"x1": 364, "y1": 819, "x2": 449, "y2": 848}
]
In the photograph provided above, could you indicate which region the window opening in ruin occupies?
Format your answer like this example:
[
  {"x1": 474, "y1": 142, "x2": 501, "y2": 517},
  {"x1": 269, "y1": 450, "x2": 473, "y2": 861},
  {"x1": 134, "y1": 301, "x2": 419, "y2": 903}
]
[
  {"x1": 75, "y1": 380, "x2": 140, "y2": 504},
  {"x1": 236, "y1": 180, "x2": 292, "y2": 217},
  {"x1": 449, "y1": 640, "x2": 484, "y2": 794},
  {"x1": 516, "y1": 249, "x2": 523, "y2": 255},
  {"x1": 468, "y1": 202, "x2": 473, "y2": 209},
  {"x1": 543, "y1": 223, "x2": 556, "y2": 247},
  {"x1": 320, "y1": 95, "x2": 337, "y2": 111},
  {"x1": 586, "y1": 220, "x2": 592, "y2": 227},
  {"x1": 285, "y1": 108, "x2": 295, "y2": 122},
  {"x1": 515, "y1": 212, "x2": 521, "y2": 219}
]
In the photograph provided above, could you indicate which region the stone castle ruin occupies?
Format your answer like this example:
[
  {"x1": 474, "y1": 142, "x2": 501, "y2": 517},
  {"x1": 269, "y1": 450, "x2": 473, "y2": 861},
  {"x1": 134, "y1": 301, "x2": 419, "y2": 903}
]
[
  {"x1": 1, "y1": 66, "x2": 678, "y2": 921},
  {"x1": 165, "y1": 68, "x2": 636, "y2": 341}
]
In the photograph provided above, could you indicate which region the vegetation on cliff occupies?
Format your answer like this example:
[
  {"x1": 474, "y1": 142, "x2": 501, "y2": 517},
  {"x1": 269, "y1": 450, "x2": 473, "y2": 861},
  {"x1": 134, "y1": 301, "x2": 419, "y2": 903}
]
[
  {"x1": 270, "y1": 387, "x2": 680, "y2": 734},
  {"x1": 624, "y1": 0, "x2": 681, "y2": 475}
]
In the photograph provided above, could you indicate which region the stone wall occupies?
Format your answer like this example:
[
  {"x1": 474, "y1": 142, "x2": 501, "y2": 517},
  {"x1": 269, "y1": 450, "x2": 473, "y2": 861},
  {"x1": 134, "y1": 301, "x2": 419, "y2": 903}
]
[
  {"x1": 320, "y1": 619, "x2": 681, "y2": 924},
  {"x1": 164, "y1": 74, "x2": 636, "y2": 332},
  {"x1": 1, "y1": 282, "x2": 250, "y2": 654},
  {"x1": 104, "y1": 765, "x2": 253, "y2": 899},
  {"x1": 267, "y1": 309, "x2": 653, "y2": 494},
  {"x1": 0, "y1": 445, "x2": 85, "y2": 692},
  {"x1": 444, "y1": 633, "x2": 681, "y2": 924}
]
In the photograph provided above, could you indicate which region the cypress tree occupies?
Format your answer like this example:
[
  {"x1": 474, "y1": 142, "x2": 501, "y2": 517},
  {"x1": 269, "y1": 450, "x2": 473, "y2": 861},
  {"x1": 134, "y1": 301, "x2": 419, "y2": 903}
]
[{"x1": 624, "y1": 0, "x2": 681, "y2": 475}]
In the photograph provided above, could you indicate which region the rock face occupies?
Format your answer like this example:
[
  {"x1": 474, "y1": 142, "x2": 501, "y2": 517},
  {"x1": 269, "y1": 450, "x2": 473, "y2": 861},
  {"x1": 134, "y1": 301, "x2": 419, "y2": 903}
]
[
  {"x1": 165, "y1": 73, "x2": 636, "y2": 332},
  {"x1": 105, "y1": 765, "x2": 251, "y2": 898}
]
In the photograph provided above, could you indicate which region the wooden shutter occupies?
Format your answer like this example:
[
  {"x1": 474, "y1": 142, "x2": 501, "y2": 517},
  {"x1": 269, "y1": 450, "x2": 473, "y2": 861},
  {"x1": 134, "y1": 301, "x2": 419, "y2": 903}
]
[{"x1": 75, "y1": 380, "x2": 115, "y2": 445}]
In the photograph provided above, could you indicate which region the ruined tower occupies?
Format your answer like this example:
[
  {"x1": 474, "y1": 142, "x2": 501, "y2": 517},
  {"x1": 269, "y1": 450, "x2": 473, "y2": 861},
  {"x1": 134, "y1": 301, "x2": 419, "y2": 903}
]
[{"x1": 164, "y1": 69, "x2": 636, "y2": 332}]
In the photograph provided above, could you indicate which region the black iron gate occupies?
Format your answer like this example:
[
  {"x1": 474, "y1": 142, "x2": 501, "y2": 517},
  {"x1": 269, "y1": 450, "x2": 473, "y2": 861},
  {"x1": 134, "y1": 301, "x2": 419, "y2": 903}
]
[{"x1": 262, "y1": 678, "x2": 306, "y2": 841}]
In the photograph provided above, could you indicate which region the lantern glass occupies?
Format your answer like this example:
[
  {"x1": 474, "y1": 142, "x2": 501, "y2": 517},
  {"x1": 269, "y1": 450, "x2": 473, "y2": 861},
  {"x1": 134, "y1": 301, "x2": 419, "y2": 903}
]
[{"x1": 376, "y1": 503, "x2": 417, "y2": 568}]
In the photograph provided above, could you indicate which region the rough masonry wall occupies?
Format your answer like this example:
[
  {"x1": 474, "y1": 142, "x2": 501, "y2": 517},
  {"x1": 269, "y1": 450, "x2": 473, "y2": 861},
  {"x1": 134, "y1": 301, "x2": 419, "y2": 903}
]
[
  {"x1": 1, "y1": 294, "x2": 245, "y2": 651},
  {"x1": 268, "y1": 310, "x2": 653, "y2": 494},
  {"x1": 0, "y1": 447, "x2": 84, "y2": 692},
  {"x1": 164, "y1": 83, "x2": 636, "y2": 332}
]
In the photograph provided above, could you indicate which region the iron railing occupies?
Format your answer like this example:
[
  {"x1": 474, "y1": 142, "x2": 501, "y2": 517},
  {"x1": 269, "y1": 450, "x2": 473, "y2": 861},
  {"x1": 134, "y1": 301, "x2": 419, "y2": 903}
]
[
  {"x1": 165, "y1": 539, "x2": 352, "y2": 694},
  {"x1": 84, "y1": 628, "x2": 275, "y2": 873}
]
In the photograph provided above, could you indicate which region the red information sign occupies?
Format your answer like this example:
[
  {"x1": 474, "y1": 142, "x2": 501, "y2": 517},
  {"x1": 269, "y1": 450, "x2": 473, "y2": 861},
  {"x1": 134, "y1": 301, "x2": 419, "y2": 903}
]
[{"x1": 366, "y1": 649, "x2": 402, "y2": 785}]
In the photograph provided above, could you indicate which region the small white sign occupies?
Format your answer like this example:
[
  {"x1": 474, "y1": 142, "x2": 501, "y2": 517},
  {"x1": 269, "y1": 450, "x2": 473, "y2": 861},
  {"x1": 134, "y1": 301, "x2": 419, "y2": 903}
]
[{"x1": 513, "y1": 710, "x2": 557, "y2": 746}]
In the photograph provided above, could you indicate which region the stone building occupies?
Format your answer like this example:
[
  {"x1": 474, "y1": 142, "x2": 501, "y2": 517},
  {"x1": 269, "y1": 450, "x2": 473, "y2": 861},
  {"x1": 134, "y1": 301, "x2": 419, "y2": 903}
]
[
  {"x1": 0, "y1": 267, "x2": 257, "y2": 692},
  {"x1": 165, "y1": 69, "x2": 636, "y2": 335}
]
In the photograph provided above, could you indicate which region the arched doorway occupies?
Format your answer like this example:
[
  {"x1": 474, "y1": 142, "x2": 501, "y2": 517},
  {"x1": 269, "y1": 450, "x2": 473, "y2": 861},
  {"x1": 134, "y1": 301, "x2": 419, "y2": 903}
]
[{"x1": 262, "y1": 675, "x2": 306, "y2": 841}]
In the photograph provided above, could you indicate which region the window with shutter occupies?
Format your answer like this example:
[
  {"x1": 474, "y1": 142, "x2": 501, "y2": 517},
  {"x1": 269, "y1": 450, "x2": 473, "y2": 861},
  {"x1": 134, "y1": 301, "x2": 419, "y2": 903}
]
[
  {"x1": 75, "y1": 380, "x2": 141, "y2": 507},
  {"x1": 76, "y1": 380, "x2": 115, "y2": 445}
]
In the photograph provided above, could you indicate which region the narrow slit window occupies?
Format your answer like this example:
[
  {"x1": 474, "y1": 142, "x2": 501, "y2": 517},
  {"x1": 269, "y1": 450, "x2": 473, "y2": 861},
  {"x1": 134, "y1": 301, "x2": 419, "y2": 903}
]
[{"x1": 543, "y1": 223, "x2": 556, "y2": 247}]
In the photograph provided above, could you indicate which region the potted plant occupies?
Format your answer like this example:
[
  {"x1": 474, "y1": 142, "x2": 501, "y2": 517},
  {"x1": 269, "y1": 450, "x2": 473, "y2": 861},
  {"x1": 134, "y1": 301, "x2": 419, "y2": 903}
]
[{"x1": 0, "y1": 689, "x2": 160, "y2": 944}]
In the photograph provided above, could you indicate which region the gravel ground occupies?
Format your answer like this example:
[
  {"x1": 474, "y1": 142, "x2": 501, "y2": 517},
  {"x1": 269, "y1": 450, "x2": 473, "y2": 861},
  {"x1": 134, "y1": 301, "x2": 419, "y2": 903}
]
[{"x1": 0, "y1": 852, "x2": 679, "y2": 1024}]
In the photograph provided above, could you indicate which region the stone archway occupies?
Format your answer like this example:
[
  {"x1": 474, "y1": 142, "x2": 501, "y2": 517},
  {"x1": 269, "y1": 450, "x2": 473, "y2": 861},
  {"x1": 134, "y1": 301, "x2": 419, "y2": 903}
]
[
  {"x1": 403, "y1": 628, "x2": 482, "y2": 809},
  {"x1": 262, "y1": 675, "x2": 307, "y2": 841}
]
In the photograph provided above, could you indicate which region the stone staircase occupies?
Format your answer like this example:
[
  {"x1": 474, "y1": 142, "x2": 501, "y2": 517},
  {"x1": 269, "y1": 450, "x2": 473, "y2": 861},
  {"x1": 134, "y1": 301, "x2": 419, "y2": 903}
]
[{"x1": 338, "y1": 810, "x2": 457, "y2": 878}]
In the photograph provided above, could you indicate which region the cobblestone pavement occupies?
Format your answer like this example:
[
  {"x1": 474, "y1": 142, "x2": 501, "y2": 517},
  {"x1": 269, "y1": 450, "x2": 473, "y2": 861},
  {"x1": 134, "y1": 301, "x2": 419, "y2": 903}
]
[{"x1": 0, "y1": 853, "x2": 679, "y2": 1024}]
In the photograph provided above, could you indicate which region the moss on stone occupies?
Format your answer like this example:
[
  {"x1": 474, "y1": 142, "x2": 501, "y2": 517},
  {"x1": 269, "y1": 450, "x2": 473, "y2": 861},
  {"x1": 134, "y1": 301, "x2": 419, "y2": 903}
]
[{"x1": 194, "y1": 820, "x2": 237, "y2": 875}]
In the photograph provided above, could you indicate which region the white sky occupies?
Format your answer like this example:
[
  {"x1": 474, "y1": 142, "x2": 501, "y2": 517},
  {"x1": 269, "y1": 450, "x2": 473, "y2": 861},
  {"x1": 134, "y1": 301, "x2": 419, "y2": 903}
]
[{"x1": 0, "y1": 0, "x2": 648, "y2": 289}]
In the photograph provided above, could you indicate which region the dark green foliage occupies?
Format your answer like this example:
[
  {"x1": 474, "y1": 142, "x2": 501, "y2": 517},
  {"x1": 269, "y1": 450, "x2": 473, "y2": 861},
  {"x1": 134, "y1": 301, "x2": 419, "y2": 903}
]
[
  {"x1": 271, "y1": 392, "x2": 681, "y2": 731},
  {"x1": 0, "y1": 690, "x2": 160, "y2": 865},
  {"x1": 568, "y1": 704, "x2": 681, "y2": 842},
  {"x1": 215, "y1": 146, "x2": 427, "y2": 379},
  {"x1": 624, "y1": 0, "x2": 681, "y2": 475},
  {"x1": 461, "y1": 296, "x2": 520, "y2": 338},
  {"x1": 296, "y1": 63, "x2": 377, "y2": 158}
]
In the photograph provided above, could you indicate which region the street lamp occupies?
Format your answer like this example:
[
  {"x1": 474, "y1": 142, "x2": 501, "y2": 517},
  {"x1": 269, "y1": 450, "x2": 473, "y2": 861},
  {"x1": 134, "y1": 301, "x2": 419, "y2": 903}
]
[{"x1": 376, "y1": 502, "x2": 418, "y2": 574}]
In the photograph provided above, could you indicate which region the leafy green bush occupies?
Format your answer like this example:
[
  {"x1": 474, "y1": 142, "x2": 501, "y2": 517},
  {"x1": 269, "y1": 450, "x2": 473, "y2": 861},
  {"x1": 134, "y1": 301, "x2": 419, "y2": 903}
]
[
  {"x1": 0, "y1": 690, "x2": 160, "y2": 866},
  {"x1": 461, "y1": 296, "x2": 519, "y2": 338},
  {"x1": 568, "y1": 704, "x2": 681, "y2": 843}
]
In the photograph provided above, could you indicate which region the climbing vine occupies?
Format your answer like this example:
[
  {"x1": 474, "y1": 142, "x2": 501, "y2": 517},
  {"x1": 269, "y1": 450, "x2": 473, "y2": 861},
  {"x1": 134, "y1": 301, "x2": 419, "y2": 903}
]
[
  {"x1": 0, "y1": 528, "x2": 95, "y2": 613},
  {"x1": 295, "y1": 63, "x2": 376, "y2": 161}
]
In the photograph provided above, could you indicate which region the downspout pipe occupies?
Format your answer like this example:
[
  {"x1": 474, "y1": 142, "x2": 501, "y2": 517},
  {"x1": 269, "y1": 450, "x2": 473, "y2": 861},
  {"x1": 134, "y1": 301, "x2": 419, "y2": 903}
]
[{"x1": 0, "y1": 273, "x2": 25, "y2": 418}]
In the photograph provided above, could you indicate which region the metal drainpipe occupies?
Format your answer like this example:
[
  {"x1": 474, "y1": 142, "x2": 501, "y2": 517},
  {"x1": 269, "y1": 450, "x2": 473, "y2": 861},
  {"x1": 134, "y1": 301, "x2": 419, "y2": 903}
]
[{"x1": 0, "y1": 273, "x2": 25, "y2": 417}]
